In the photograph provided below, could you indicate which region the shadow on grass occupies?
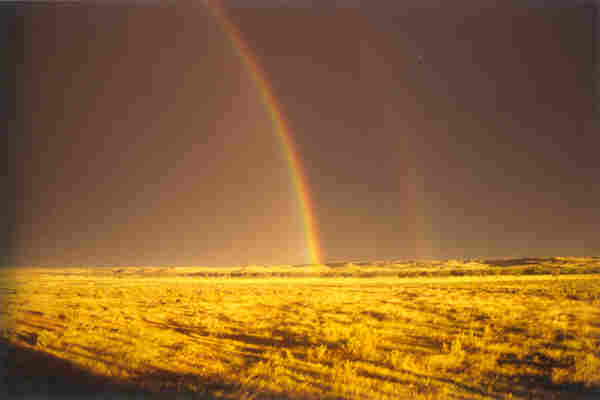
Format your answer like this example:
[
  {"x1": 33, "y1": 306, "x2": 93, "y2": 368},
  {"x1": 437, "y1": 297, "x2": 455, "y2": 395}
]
[
  {"x1": 2, "y1": 338, "x2": 154, "y2": 399},
  {"x1": 493, "y1": 355, "x2": 600, "y2": 400},
  {"x1": 145, "y1": 316, "x2": 598, "y2": 399},
  {"x1": 0, "y1": 339, "x2": 298, "y2": 400},
  {"x1": 142, "y1": 317, "x2": 314, "y2": 350}
]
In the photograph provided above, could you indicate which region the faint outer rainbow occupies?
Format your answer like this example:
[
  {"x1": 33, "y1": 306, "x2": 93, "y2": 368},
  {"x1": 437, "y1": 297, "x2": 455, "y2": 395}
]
[{"x1": 204, "y1": 2, "x2": 323, "y2": 265}]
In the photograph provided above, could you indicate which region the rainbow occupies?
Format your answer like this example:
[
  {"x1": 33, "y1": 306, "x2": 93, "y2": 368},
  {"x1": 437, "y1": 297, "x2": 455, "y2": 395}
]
[{"x1": 204, "y1": 2, "x2": 323, "y2": 265}]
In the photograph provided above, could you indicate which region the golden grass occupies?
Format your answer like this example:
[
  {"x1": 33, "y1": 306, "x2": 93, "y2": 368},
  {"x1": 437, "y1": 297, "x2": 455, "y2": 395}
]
[{"x1": 2, "y1": 260, "x2": 600, "y2": 399}]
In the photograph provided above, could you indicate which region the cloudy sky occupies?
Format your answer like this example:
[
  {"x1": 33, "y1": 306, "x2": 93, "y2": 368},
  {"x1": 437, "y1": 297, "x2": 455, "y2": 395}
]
[{"x1": 5, "y1": 0, "x2": 599, "y2": 266}]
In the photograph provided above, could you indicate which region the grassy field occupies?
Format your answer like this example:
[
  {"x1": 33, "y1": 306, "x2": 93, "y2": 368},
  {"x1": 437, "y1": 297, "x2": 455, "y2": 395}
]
[{"x1": 2, "y1": 257, "x2": 600, "y2": 399}]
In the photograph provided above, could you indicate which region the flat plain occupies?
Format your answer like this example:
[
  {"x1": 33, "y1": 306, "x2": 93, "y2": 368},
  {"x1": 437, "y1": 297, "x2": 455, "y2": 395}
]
[{"x1": 2, "y1": 257, "x2": 600, "y2": 399}]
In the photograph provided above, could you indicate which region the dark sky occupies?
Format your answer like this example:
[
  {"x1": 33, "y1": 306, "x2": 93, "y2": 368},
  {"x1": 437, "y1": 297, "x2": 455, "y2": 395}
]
[{"x1": 5, "y1": 0, "x2": 599, "y2": 267}]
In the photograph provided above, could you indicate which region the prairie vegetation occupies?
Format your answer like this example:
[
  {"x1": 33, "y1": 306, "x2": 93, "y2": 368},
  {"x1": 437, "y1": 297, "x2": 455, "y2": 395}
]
[{"x1": 2, "y1": 257, "x2": 600, "y2": 399}]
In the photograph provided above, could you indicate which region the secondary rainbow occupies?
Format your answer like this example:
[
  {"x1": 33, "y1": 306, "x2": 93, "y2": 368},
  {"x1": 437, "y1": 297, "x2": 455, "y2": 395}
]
[{"x1": 204, "y1": 2, "x2": 323, "y2": 265}]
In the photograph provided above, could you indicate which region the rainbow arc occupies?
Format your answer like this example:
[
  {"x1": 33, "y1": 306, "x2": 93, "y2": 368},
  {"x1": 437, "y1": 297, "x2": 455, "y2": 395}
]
[{"x1": 205, "y1": 2, "x2": 323, "y2": 265}]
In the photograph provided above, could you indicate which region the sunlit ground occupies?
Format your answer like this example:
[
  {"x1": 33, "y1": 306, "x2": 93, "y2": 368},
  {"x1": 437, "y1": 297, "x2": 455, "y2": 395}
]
[{"x1": 2, "y1": 258, "x2": 600, "y2": 399}]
